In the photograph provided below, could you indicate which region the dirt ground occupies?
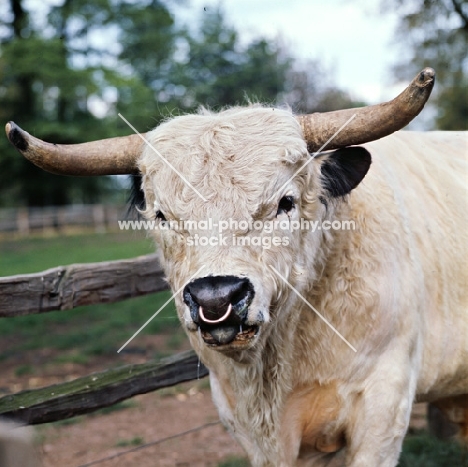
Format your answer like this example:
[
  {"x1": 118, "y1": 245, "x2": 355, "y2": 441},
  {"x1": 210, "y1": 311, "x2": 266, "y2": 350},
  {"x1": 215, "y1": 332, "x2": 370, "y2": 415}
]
[
  {"x1": 1, "y1": 335, "x2": 429, "y2": 467},
  {"x1": 36, "y1": 382, "x2": 246, "y2": 467},
  {"x1": 35, "y1": 391, "x2": 429, "y2": 467},
  {"x1": 1, "y1": 335, "x2": 247, "y2": 467}
]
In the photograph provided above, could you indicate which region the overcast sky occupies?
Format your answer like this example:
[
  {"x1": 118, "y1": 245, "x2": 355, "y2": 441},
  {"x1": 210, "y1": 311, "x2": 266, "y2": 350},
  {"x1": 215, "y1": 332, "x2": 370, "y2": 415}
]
[{"x1": 173, "y1": 0, "x2": 402, "y2": 104}]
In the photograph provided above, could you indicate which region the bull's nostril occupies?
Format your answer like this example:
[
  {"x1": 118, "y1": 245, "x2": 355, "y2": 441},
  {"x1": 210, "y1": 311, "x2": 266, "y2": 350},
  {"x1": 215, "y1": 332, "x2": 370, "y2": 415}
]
[{"x1": 183, "y1": 275, "x2": 255, "y2": 324}]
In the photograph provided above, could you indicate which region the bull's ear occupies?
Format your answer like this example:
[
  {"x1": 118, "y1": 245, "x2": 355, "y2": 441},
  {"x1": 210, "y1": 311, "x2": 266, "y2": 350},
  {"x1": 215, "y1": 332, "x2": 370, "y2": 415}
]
[{"x1": 318, "y1": 147, "x2": 371, "y2": 198}]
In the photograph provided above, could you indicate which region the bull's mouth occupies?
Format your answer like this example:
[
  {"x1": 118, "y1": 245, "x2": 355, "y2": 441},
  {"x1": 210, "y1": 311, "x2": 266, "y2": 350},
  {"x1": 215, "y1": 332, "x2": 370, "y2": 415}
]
[{"x1": 200, "y1": 323, "x2": 259, "y2": 347}]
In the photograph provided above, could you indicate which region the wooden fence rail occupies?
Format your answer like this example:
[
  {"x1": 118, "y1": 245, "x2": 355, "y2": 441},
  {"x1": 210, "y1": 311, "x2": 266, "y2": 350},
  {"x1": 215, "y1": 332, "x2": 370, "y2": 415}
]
[
  {"x1": 0, "y1": 350, "x2": 208, "y2": 425},
  {"x1": 0, "y1": 204, "x2": 126, "y2": 236},
  {"x1": 0, "y1": 254, "x2": 207, "y2": 427},
  {"x1": 0, "y1": 254, "x2": 168, "y2": 317}
]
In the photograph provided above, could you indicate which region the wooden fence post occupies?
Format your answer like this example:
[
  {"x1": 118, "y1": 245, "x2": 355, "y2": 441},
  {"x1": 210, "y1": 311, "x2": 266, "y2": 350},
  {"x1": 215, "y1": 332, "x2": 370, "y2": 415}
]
[{"x1": 16, "y1": 208, "x2": 29, "y2": 237}]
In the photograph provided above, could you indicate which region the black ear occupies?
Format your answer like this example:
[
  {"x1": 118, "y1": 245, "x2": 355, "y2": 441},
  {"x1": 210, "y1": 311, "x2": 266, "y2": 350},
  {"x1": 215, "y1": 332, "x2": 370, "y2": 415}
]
[
  {"x1": 127, "y1": 174, "x2": 145, "y2": 219},
  {"x1": 319, "y1": 147, "x2": 371, "y2": 198}
]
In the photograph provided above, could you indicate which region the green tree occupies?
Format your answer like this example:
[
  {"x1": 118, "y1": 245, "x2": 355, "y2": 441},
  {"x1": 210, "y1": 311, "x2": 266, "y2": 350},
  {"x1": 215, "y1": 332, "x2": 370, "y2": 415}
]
[
  {"x1": 0, "y1": 0, "x2": 122, "y2": 206},
  {"x1": 281, "y1": 60, "x2": 365, "y2": 114},
  {"x1": 155, "y1": 7, "x2": 359, "y2": 112},
  {"x1": 383, "y1": 0, "x2": 468, "y2": 129},
  {"x1": 110, "y1": 0, "x2": 179, "y2": 130},
  {"x1": 158, "y1": 7, "x2": 291, "y2": 110},
  {"x1": 0, "y1": 1, "x2": 365, "y2": 208}
]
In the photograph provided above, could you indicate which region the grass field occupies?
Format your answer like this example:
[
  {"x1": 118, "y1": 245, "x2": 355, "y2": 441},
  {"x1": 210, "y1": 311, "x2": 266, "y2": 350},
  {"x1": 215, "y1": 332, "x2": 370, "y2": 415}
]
[
  {"x1": 0, "y1": 232, "x2": 183, "y2": 360},
  {"x1": 398, "y1": 430, "x2": 467, "y2": 466},
  {"x1": 1, "y1": 232, "x2": 467, "y2": 466},
  {"x1": 0, "y1": 231, "x2": 155, "y2": 276}
]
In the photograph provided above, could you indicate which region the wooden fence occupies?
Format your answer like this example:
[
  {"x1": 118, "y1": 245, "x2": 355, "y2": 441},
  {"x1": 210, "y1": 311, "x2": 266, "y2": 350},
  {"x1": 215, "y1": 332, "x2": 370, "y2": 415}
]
[
  {"x1": 0, "y1": 249, "x2": 456, "y2": 438},
  {"x1": 0, "y1": 205, "x2": 126, "y2": 236},
  {"x1": 0, "y1": 254, "x2": 208, "y2": 425}
]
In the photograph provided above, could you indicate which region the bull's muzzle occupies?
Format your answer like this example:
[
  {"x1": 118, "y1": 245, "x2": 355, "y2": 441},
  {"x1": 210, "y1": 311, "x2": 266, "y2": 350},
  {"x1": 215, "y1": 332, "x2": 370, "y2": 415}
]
[{"x1": 183, "y1": 276, "x2": 258, "y2": 346}]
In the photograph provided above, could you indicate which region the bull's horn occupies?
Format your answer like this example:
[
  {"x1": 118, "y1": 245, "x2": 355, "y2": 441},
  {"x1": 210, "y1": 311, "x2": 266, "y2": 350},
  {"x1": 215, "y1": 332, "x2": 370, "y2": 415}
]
[
  {"x1": 4, "y1": 122, "x2": 142, "y2": 175},
  {"x1": 297, "y1": 67, "x2": 435, "y2": 152}
]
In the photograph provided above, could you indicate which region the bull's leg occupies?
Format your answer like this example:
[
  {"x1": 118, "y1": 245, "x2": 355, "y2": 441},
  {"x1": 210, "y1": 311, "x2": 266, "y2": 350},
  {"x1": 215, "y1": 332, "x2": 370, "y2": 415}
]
[
  {"x1": 427, "y1": 403, "x2": 459, "y2": 439},
  {"x1": 429, "y1": 394, "x2": 468, "y2": 441},
  {"x1": 343, "y1": 367, "x2": 416, "y2": 467},
  {"x1": 344, "y1": 397, "x2": 412, "y2": 466}
]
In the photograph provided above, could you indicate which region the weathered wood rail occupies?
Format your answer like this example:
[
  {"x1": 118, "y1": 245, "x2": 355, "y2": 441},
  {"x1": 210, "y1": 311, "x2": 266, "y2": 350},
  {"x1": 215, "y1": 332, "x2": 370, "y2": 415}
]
[
  {"x1": 0, "y1": 253, "x2": 168, "y2": 317},
  {"x1": 0, "y1": 254, "x2": 210, "y2": 426},
  {"x1": 0, "y1": 350, "x2": 208, "y2": 425}
]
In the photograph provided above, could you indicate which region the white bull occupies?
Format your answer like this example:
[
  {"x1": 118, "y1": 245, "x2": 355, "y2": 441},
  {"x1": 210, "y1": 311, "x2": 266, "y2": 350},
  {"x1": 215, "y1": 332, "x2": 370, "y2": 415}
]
[
  {"x1": 138, "y1": 113, "x2": 468, "y2": 467},
  {"x1": 6, "y1": 68, "x2": 468, "y2": 466}
]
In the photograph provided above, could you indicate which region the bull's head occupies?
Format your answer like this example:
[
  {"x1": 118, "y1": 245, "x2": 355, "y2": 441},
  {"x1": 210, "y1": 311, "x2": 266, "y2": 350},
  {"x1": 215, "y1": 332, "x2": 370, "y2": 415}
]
[{"x1": 5, "y1": 69, "x2": 435, "y2": 357}]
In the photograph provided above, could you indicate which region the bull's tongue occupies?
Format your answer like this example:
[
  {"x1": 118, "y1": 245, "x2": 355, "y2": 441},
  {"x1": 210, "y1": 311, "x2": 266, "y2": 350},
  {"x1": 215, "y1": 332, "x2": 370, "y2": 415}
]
[{"x1": 208, "y1": 325, "x2": 238, "y2": 345}]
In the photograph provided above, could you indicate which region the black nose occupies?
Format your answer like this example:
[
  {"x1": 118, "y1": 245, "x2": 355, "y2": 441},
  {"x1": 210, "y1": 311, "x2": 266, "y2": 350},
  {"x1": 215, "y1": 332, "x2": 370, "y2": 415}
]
[{"x1": 183, "y1": 276, "x2": 254, "y2": 324}]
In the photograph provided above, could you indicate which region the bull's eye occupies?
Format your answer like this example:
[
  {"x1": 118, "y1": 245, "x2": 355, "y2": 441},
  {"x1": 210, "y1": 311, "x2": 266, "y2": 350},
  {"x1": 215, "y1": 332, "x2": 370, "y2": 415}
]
[
  {"x1": 276, "y1": 196, "x2": 295, "y2": 216},
  {"x1": 155, "y1": 210, "x2": 167, "y2": 222}
]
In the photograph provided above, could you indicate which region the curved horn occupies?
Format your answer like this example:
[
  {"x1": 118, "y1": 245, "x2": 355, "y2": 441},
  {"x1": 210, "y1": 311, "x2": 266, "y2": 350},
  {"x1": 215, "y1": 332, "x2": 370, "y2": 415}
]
[
  {"x1": 297, "y1": 67, "x2": 435, "y2": 152},
  {"x1": 5, "y1": 122, "x2": 143, "y2": 175}
]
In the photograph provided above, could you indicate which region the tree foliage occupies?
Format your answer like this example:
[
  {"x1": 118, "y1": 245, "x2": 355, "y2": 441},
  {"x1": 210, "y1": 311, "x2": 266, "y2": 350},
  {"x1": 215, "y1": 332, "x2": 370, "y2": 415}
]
[
  {"x1": 0, "y1": 0, "x2": 120, "y2": 206},
  {"x1": 166, "y1": 9, "x2": 291, "y2": 110},
  {"x1": 383, "y1": 0, "x2": 468, "y2": 129},
  {"x1": 0, "y1": 1, "x2": 361, "y2": 207}
]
